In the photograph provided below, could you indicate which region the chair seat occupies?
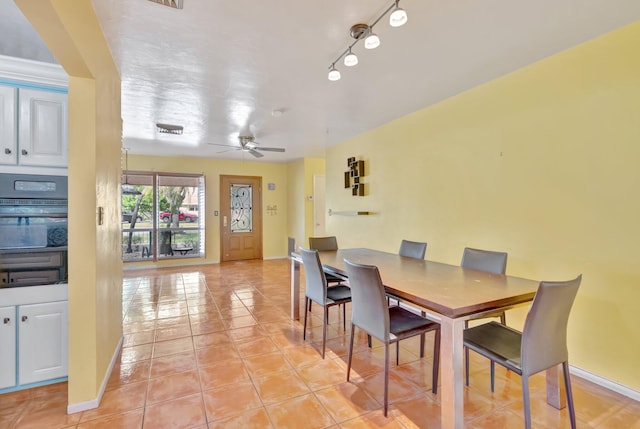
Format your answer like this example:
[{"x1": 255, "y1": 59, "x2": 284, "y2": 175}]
[
  {"x1": 388, "y1": 306, "x2": 438, "y2": 340},
  {"x1": 326, "y1": 285, "x2": 352, "y2": 303},
  {"x1": 463, "y1": 321, "x2": 522, "y2": 373},
  {"x1": 325, "y1": 272, "x2": 346, "y2": 284}
]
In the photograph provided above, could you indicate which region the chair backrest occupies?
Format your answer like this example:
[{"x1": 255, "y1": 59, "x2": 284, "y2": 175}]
[
  {"x1": 521, "y1": 275, "x2": 582, "y2": 375},
  {"x1": 344, "y1": 259, "x2": 390, "y2": 342},
  {"x1": 398, "y1": 240, "x2": 427, "y2": 259},
  {"x1": 461, "y1": 247, "x2": 508, "y2": 274},
  {"x1": 298, "y1": 246, "x2": 327, "y2": 304},
  {"x1": 309, "y1": 236, "x2": 338, "y2": 251}
]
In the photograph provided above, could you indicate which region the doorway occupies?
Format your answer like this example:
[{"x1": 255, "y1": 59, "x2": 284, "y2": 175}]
[{"x1": 219, "y1": 175, "x2": 263, "y2": 262}]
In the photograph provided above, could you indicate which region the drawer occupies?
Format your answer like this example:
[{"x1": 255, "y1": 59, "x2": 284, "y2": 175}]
[
  {"x1": 0, "y1": 252, "x2": 62, "y2": 270},
  {"x1": 8, "y1": 270, "x2": 59, "y2": 287}
]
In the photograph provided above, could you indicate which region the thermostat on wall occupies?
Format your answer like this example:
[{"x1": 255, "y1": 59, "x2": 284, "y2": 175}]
[{"x1": 268, "y1": 183, "x2": 276, "y2": 190}]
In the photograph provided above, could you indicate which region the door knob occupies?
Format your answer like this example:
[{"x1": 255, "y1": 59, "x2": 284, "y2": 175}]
[
  {"x1": 4, "y1": 148, "x2": 10, "y2": 155},
  {"x1": 3, "y1": 317, "x2": 10, "y2": 325},
  {"x1": 21, "y1": 315, "x2": 28, "y2": 322},
  {"x1": 21, "y1": 149, "x2": 28, "y2": 155}
]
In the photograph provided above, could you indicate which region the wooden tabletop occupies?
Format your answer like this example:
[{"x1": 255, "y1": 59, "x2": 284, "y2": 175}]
[{"x1": 308, "y1": 248, "x2": 539, "y2": 319}]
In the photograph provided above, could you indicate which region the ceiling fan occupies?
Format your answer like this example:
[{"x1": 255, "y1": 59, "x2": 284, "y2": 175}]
[{"x1": 209, "y1": 135, "x2": 285, "y2": 158}]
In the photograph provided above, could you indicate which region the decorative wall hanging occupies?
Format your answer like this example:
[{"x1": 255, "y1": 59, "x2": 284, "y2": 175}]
[{"x1": 344, "y1": 157, "x2": 365, "y2": 196}]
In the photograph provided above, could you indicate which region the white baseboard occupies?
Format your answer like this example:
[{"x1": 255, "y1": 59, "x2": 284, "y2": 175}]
[
  {"x1": 570, "y1": 365, "x2": 640, "y2": 401},
  {"x1": 67, "y1": 336, "x2": 123, "y2": 414}
]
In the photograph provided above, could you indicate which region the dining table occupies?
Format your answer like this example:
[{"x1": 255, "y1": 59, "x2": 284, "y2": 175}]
[{"x1": 290, "y1": 248, "x2": 567, "y2": 429}]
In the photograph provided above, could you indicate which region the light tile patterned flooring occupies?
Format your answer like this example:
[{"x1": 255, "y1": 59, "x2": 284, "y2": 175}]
[{"x1": 2, "y1": 258, "x2": 640, "y2": 428}]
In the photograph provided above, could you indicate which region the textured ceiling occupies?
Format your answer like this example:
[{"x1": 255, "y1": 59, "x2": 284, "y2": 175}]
[{"x1": 3, "y1": 0, "x2": 640, "y2": 162}]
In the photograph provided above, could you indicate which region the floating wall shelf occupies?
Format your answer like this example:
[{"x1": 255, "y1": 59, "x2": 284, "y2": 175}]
[{"x1": 328, "y1": 210, "x2": 370, "y2": 216}]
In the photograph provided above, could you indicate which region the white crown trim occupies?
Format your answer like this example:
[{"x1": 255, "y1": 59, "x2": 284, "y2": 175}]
[{"x1": 0, "y1": 55, "x2": 68, "y2": 87}]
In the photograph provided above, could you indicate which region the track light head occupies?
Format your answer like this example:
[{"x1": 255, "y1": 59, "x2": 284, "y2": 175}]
[
  {"x1": 364, "y1": 30, "x2": 380, "y2": 49},
  {"x1": 344, "y1": 49, "x2": 358, "y2": 67},
  {"x1": 390, "y1": 1, "x2": 408, "y2": 27},
  {"x1": 328, "y1": 65, "x2": 341, "y2": 81}
]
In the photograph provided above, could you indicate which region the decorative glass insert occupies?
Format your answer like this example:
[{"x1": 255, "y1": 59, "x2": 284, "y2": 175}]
[{"x1": 230, "y1": 184, "x2": 252, "y2": 233}]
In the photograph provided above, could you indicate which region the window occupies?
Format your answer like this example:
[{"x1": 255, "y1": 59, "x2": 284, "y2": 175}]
[{"x1": 121, "y1": 172, "x2": 205, "y2": 261}]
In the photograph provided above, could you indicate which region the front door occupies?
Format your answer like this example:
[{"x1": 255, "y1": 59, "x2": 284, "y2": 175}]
[{"x1": 220, "y1": 175, "x2": 263, "y2": 262}]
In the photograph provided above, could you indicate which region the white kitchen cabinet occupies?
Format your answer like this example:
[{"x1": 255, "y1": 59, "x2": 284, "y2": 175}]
[
  {"x1": 17, "y1": 301, "x2": 68, "y2": 385},
  {"x1": 0, "y1": 86, "x2": 17, "y2": 165},
  {"x1": 0, "y1": 306, "x2": 16, "y2": 389},
  {"x1": 18, "y1": 88, "x2": 68, "y2": 168}
]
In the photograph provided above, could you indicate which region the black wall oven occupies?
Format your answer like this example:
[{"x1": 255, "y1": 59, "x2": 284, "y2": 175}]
[{"x1": 0, "y1": 174, "x2": 68, "y2": 287}]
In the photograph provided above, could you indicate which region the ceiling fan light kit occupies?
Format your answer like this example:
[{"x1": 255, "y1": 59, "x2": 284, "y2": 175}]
[{"x1": 327, "y1": 0, "x2": 407, "y2": 81}]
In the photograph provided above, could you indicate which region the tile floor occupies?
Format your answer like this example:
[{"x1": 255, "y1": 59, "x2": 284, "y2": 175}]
[{"x1": 1, "y1": 258, "x2": 639, "y2": 428}]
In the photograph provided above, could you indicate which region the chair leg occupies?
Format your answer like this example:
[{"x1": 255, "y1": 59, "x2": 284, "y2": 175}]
[
  {"x1": 396, "y1": 342, "x2": 400, "y2": 365},
  {"x1": 384, "y1": 342, "x2": 390, "y2": 417},
  {"x1": 522, "y1": 375, "x2": 531, "y2": 429},
  {"x1": 500, "y1": 312, "x2": 506, "y2": 325},
  {"x1": 367, "y1": 334, "x2": 372, "y2": 348},
  {"x1": 322, "y1": 306, "x2": 328, "y2": 359},
  {"x1": 432, "y1": 329, "x2": 440, "y2": 394},
  {"x1": 490, "y1": 361, "x2": 495, "y2": 393},
  {"x1": 420, "y1": 333, "x2": 425, "y2": 358},
  {"x1": 303, "y1": 297, "x2": 309, "y2": 341},
  {"x1": 346, "y1": 324, "x2": 355, "y2": 381},
  {"x1": 343, "y1": 303, "x2": 346, "y2": 331},
  {"x1": 563, "y1": 362, "x2": 577, "y2": 429}
]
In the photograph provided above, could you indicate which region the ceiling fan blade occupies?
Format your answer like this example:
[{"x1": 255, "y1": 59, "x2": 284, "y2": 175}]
[
  {"x1": 248, "y1": 149, "x2": 264, "y2": 158},
  {"x1": 216, "y1": 148, "x2": 240, "y2": 154},
  {"x1": 208, "y1": 143, "x2": 237, "y2": 148},
  {"x1": 256, "y1": 147, "x2": 285, "y2": 152}
]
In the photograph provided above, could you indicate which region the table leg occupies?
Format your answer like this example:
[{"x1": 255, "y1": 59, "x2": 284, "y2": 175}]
[
  {"x1": 440, "y1": 316, "x2": 465, "y2": 429},
  {"x1": 290, "y1": 257, "x2": 300, "y2": 320},
  {"x1": 546, "y1": 364, "x2": 567, "y2": 409}
]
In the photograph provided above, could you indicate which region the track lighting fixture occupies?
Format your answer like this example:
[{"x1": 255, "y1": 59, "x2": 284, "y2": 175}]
[{"x1": 327, "y1": 0, "x2": 407, "y2": 81}]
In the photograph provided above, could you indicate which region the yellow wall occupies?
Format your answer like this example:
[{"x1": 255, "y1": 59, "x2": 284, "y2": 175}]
[
  {"x1": 287, "y1": 159, "x2": 305, "y2": 249},
  {"x1": 327, "y1": 21, "x2": 640, "y2": 389},
  {"x1": 17, "y1": 0, "x2": 124, "y2": 405},
  {"x1": 285, "y1": 158, "x2": 325, "y2": 251},
  {"x1": 128, "y1": 155, "x2": 290, "y2": 262}
]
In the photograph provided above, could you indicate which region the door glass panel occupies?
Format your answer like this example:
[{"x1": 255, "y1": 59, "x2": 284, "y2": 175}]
[{"x1": 230, "y1": 184, "x2": 252, "y2": 233}]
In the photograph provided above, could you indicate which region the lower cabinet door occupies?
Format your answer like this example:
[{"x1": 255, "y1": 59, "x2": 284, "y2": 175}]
[
  {"x1": 18, "y1": 301, "x2": 68, "y2": 385},
  {"x1": 0, "y1": 306, "x2": 16, "y2": 389}
]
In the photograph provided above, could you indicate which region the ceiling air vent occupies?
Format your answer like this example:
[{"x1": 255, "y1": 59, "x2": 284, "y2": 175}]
[
  {"x1": 148, "y1": 0, "x2": 184, "y2": 9},
  {"x1": 156, "y1": 123, "x2": 184, "y2": 135}
]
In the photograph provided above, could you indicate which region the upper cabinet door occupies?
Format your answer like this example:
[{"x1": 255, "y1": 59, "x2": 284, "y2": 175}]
[
  {"x1": 18, "y1": 88, "x2": 68, "y2": 168},
  {"x1": 0, "y1": 86, "x2": 17, "y2": 165}
]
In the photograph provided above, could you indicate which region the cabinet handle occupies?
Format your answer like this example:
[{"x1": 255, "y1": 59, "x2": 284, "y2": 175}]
[
  {"x1": 3, "y1": 317, "x2": 9, "y2": 325},
  {"x1": 4, "y1": 148, "x2": 10, "y2": 155},
  {"x1": 21, "y1": 315, "x2": 28, "y2": 322},
  {"x1": 21, "y1": 149, "x2": 28, "y2": 156}
]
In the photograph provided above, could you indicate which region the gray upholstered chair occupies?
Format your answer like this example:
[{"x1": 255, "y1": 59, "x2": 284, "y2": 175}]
[
  {"x1": 464, "y1": 275, "x2": 581, "y2": 429},
  {"x1": 398, "y1": 239, "x2": 427, "y2": 259},
  {"x1": 388, "y1": 239, "x2": 428, "y2": 352},
  {"x1": 461, "y1": 247, "x2": 508, "y2": 387},
  {"x1": 299, "y1": 247, "x2": 351, "y2": 358},
  {"x1": 308, "y1": 236, "x2": 346, "y2": 316},
  {"x1": 308, "y1": 236, "x2": 339, "y2": 251},
  {"x1": 308, "y1": 236, "x2": 344, "y2": 284},
  {"x1": 344, "y1": 259, "x2": 440, "y2": 416}
]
